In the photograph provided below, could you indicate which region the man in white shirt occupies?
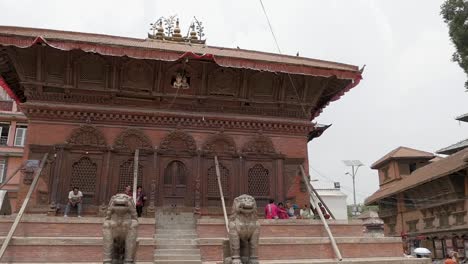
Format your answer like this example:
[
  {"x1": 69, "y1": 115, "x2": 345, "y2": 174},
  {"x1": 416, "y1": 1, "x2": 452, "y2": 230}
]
[
  {"x1": 300, "y1": 204, "x2": 313, "y2": 219},
  {"x1": 64, "y1": 186, "x2": 83, "y2": 217}
]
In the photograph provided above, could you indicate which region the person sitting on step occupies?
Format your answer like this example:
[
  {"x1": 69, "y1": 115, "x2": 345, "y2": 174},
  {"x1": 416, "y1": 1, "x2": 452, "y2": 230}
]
[{"x1": 64, "y1": 186, "x2": 83, "y2": 218}]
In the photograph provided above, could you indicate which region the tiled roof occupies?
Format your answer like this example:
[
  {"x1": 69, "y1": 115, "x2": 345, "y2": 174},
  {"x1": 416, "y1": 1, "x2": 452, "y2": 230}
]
[
  {"x1": 365, "y1": 147, "x2": 468, "y2": 205},
  {"x1": 437, "y1": 138, "x2": 468, "y2": 155},
  {"x1": 0, "y1": 26, "x2": 359, "y2": 73},
  {"x1": 371, "y1": 146, "x2": 435, "y2": 169}
]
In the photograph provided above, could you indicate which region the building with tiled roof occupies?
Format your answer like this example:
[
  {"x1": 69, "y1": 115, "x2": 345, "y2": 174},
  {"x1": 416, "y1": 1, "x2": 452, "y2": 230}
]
[{"x1": 366, "y1": 144, "x2": 468, "y2": 259}]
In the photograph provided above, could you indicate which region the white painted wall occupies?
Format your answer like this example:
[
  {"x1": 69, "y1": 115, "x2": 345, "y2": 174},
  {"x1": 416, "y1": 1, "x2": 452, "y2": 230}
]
[{"x1": 315, "y1": 188, "x2": 348, "y2": 220}]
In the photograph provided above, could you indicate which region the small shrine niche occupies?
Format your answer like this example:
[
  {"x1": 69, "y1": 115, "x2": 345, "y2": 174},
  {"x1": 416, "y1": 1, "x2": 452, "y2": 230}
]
[{"x1": 148, "y1": 15, "x2": 206, "y2": 44}]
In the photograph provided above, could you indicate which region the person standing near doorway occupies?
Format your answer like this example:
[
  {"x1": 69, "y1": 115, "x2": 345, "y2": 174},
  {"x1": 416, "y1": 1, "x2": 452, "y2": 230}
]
[
  {"x1": 136, "y1": 186, "x2": 147, "y2": 217},
  {"x1": 64, "y1": 186, "x2": 83, "y2": 217}
]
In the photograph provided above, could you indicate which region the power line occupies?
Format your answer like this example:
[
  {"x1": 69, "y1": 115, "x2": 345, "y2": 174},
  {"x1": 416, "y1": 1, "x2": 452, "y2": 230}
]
[{"x1": 258, "y1": 0, "x2": 308, "y2": 118}]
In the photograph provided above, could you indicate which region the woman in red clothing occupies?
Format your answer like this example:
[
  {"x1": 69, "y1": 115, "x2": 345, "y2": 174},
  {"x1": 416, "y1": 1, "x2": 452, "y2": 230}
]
[
  {"x1": 264, "y1": 199, "x2": 279, "y2": 219},
  {"x1": 277, "y1": 202, "x2": 289, "y2": 219}
]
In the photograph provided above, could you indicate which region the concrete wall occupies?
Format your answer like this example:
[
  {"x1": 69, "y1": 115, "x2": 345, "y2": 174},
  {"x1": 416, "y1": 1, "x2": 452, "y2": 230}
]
[{"x1": 316, "y1": 189, "x2": 348, "y2": 220}]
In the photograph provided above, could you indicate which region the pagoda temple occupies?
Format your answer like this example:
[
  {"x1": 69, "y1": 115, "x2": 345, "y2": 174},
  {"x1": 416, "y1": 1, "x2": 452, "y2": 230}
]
[{"x1": 0, "y1": 22, "x2": 362, "y2": 216}]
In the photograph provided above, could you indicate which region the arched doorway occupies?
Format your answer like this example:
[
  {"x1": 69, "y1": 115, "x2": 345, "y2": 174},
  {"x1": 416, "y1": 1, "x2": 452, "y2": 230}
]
[{"x1": 163, "y1": 160, "x2": 187, "y2": 206}]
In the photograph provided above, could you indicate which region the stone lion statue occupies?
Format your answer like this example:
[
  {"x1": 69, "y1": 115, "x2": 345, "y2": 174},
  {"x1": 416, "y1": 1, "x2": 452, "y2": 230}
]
[
  {"x1": 102, "y1": 194, "x2": 139, "y2": 264},
  {"x1": 224, "y1": 194, "x2": 260, "y2": 264}
]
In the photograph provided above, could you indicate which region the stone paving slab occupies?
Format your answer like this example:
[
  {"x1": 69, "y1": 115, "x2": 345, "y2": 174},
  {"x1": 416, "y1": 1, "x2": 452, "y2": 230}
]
[
  {"x1": 0, "y1": 214, "x2": 155, "y2": 224},
  {"x1": 198, "y1": 236, "x2": 402, "y2": 245}
]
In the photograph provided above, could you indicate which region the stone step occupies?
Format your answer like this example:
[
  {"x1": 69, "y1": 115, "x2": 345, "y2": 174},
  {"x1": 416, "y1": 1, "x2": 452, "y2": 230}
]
[
  {"x1": 155, "y1": 249, "x2": 200, "y2": 255},
  {"x1": 154, "y1": 260, "x2": 201, "y2": 264},
  {"x1": 157, "y1": 244, "x2": 199, "y2": 249},
  {"x1": 155, "y1": 254, "x2": 201, "y2": 260},
  {"x1": 156, "y1": 229, "x2": 198, "y2": 234},
  {"x1": 156, "y1": 234, "x2": 198, "y2": 239},
  {"x1": 155, "y1": 238, "x2": 198, "y2": 245}
]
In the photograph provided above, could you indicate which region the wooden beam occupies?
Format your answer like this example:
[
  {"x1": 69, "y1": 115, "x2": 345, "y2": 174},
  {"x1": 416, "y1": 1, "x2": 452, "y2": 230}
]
[
  {"x1": 299, "y1": 164, "x2": 342, "y2": 261},
  {"x1": 0, "y1": 165, "x2": 22, "y2": 190},
  {"x1": 133, "y1": 149, "x2": 139, "y2": 205},
  {"x1": 0, "y1": 153, "x2": 48, "y2": 260},
  {"x1": 214, "y1": 155, "x2": 229, "y2": 233}
]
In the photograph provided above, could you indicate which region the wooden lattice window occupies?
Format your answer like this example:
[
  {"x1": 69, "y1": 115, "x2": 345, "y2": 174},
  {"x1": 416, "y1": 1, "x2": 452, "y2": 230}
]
[
  {"x1": 207, "y1": 163, "x2": 229, "y2": 197},
  {"x1": 118, "y1": 159, "x2": 143, "y2": 192},
  {"x1": 248, "y1": 164, "x2": 270, "y2": 197},
  {"x1": 70, "y1": 157, "x2": 97, "y2": 193}
]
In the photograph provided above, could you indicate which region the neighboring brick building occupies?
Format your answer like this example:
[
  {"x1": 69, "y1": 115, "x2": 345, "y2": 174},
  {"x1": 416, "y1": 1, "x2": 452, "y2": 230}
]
[
  {"x1": 0, "y1": 86, "x2": 27, "y2": 211},
  {"x1": 366, "y1": 145, "x2": 468, "y2": 259}
]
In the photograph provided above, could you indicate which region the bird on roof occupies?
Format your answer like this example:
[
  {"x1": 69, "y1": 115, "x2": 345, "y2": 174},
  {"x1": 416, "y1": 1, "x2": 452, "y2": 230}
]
[
  {"x1": 237, "y1": 46, "x2": 240, "y2": 49},
  {"x1": 296, "y1": 52, "x2": 300, "y2": 56}
]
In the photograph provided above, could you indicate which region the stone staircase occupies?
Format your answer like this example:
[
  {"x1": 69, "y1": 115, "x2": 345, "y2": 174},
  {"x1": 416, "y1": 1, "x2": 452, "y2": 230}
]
[{"x1": 154, "y1": 209, "x2": 202, "y2": 264}]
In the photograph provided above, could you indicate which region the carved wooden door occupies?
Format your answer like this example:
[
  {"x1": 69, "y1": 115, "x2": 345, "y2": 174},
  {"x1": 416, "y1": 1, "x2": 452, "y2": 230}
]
[{"x1": 163, "y1": 160, "x2": 187, "y2": 206}]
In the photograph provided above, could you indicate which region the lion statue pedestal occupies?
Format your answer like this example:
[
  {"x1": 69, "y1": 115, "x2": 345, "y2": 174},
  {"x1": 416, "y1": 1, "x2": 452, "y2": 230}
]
[
  {"x1": 102, "y1": 194, "x2": 139, "y2": 264},
  {"x1": 223, "y1": 194, "x2": 260, "y2": 264}
]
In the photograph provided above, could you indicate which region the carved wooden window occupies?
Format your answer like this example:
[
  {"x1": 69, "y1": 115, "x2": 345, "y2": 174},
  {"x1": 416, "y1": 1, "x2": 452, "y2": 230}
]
[
  {"x1": 439, "y1": 213, "x2": 449, "y2": 228},
  {"x1": 406, "y1": 220, "x2": 418, "y2": 233},
  {"x1": 118, "y1": 159, "x2": 143, "y2": 192},
  {"x1": 423, "y1": 217, "x2": 435, "y2": 229},
  {"x1": 248, "y1": 164, "x2": 270, "y2": 197},
  {"x1": 454, "y1": 212, "x2": 466, "y2": 225},
  {"x1": 207, "y1": 163, "x2": 229, "y2": 197},
  {"x1": 70, "y1": 157, "x2": 97, "y2": 193}
]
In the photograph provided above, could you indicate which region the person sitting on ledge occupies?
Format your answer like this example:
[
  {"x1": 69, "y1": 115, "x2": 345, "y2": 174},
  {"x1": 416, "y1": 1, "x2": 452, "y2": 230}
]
[
  {"x1": 64, "y1": 186, "x2": 83, "y2": 218},
  {"x1": 277, "y1": 202, "x2": 289, "y2": 219},
  {"x1": 265, "y1": 199, "x2": 279, "y2": 219},
  {"x1": 300, "y1": 204, "x2": 313, "y2": 219}
]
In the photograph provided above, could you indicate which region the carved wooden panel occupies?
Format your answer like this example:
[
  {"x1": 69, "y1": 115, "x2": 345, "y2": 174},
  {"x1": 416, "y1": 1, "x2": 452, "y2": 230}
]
[
  {"x1": 118, "y1": 159, "x2": 143, "y2": 192},
  {"x1": 248, "y1": 164, "x2": 270, "y2": 197},
  {"x1": 16, "y1": 47, "x2": 37, "y2": 79},
  {"x1": 248, "y1": 72, "x2": 277, "y2": 101},
  {"x1": 163, "y1": 63, "x2": 199, "y2": 95},
  {"x1": 76, "y1": 53, "x2": 108, "y2": 89},
  {"x1": 242, "y1": 134, "x2": 276, "y2": 155},
  {"x1": 113, "y1": 128, "x2": 153, "y2": 153},
  {"x1": 207, "y1": 68, "x2": 240, "y2": 97},
  {"x1": 202, "y1": 132, "x2": 236, "y2": 155},
  {"x1": 121, "y1": 59, "x2": 153, "y2": 93},
  {"x1": 284, "y1": 75, "x2": 304, "y2": 102},
  {"x1": 66, "y1": 125, "x2": 107, "y2": 147},
  {"x1": 207, "y1": 162, "x2": 230, "y2": 197},
  {"x1": 70, "y1": 157, "x2": 97, "y2": 194},
  {"x1": 45, "y1": 48, "x2": 66, "y2": 84},
  {"x1": 159, "y1": 130, "x2": 196, "y2": 155}
]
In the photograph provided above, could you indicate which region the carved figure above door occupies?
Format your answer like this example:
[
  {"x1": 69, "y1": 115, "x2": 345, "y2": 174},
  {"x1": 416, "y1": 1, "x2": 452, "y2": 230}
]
[
  {"x1": 66, "y1": 125, "x2": 107, "y2": 147},
  {"x1": 159, "y1": 130, "x2": 196, "y2": 155},
  {"x1": 113, "y1": 128, "x2": 153, "y2": 153}
]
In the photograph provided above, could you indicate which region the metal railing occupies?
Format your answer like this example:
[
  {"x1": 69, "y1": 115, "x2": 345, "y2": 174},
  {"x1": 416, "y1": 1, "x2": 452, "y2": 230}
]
[{"x1": 299, "y1": 165, "x2": 342, "y2": 261}]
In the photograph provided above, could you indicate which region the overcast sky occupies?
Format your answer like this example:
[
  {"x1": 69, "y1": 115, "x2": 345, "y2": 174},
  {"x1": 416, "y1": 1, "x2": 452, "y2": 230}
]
[{"x1": 0, "y1": 0, "x2": 467, "y2": 204}]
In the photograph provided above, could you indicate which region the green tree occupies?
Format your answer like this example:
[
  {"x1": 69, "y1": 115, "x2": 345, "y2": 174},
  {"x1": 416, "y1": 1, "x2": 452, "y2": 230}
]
[{"x1": 441, "y1": 0, "x2": 468, "y2": 90}]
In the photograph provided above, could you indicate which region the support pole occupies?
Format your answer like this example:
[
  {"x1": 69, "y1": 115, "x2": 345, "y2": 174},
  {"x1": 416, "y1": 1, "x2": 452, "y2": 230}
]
[
  {"x1": 299, "y1": 165, "x2": 342, "y2": 261},
  {"x1": 133, "y1": 149, "x2": 139, "y2": 205},
  {"x1": 0, "y1": 165, "x2": 22, "y2": 190},
  {"x1": 0, "y1": 153, "x2": 48, "y2": 261},
  {"x1": 214, "y1": 155, "x2": 229, "y2": 233},
  {"x1": 309, "y1": 180, "x2": 335, "y2": 220}
]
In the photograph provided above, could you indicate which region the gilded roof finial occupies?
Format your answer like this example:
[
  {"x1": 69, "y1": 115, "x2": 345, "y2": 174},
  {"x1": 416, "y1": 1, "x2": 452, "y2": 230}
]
[
  {"x1": 148, "y1": 15, "x2": 206, "y2": 44},
  {"x1": 173, "y1": 18, "x2": 182, "y2": 40},
  {"x1": 189, "y1": 22, "x2": 198, "y2": 41}
]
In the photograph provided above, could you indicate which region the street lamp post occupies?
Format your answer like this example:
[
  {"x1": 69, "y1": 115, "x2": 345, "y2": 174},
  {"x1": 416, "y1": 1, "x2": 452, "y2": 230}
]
[{"x1": 342, "y1": 160, "x2": 364, "y2": 215}]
